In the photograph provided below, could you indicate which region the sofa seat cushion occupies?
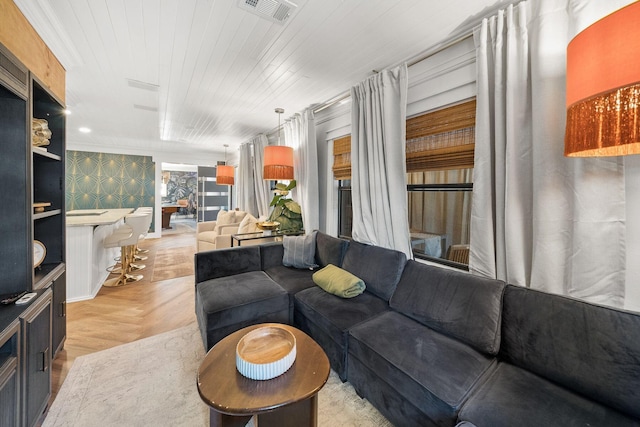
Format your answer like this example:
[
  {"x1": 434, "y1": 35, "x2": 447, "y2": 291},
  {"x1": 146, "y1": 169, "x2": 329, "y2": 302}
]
[
  {"x1": 264, "y1": 265, "x2": 316, "y2": 296},
  {"x1": 348, "y1": 311, "x2": 497, "y2": 423},
  {"x1": 195, "y1": 271, "x2": 289, "y2": 349},
  {"x1": 459, "y1": 362, "x2": 640, "y2": 427},
  {"x1": 295, "y1": 286, "x2": 389, "y2": 345},
  {"x1": 294, "y1": 286, "x2": 389, "y2": 380}
]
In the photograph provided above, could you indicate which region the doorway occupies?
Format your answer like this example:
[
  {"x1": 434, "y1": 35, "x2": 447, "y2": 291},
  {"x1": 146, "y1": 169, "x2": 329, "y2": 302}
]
[{"x1": 161, "y1": 163, "x2": 198, "y2": 234}]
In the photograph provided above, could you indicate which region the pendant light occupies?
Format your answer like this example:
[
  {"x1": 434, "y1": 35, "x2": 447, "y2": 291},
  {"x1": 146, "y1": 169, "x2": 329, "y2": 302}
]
[
  {"x1": 564, "y1": 2, "x2": 640, "y2": 157},
  {"x1": 216, "y1": 144, "x2": 234, "y2": 185},
  {"x1": 263, "y1": 108, "x2": 294, "y2": 180}
]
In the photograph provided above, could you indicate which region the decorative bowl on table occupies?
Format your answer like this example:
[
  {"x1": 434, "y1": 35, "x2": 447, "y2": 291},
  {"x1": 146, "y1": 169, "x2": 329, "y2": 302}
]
[
  {"x1": 256, "y1": 221, "x2": 280, "y2": 231},
  {"x1": 236, "y1": 325, "x2": 297, "y2": 380}
]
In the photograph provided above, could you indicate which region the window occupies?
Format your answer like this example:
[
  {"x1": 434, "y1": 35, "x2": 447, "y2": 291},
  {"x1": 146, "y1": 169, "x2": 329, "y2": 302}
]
[
  {"x1": 333, "y1": 99, "x2": 475, "y2": 269},
  {"x1": 338, "y1": 179, "x2": 352, "y2": 239},
  {"x1": 407, "y1": 171, "x2": 472, "y2": 269},
  {"x1": 405, "y1": 99, "x2": 475, "y2": 268}
]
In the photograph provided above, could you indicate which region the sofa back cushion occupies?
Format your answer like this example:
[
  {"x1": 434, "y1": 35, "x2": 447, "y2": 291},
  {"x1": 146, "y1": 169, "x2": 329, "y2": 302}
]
[
  {"x1": 195, "y1": 246, "x2": 262, "y2": 283},
  {"x1": 315, "y1": 231, "x2": 349, "y2": 268},
  {"x1": 232, "y1": 210, "x2": 248, "y2": 223},
  {"x1": 390, "y1": 260, "x2": 505, "y2": 355},
  {"x1": 501, "y1": 285, "x2": 640, "y2": 419},
  {"x1": 341, "y1": 240, "x2": 406, "y2": 301},
  {"x1": 217, "y1": 211, "x2": 232, "y2": 224}
]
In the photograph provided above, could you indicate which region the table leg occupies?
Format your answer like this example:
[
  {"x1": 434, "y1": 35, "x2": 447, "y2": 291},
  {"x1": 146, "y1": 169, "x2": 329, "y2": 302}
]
[
  {"x1": 161, "y1": 211, "x2": 172, "y2": 229},
  {"x1": 256, "y1": 394, "x2": 318, "y2": 427},
  {"x1": 209, "y1": 409, "x2": 252, "y2": 427}
]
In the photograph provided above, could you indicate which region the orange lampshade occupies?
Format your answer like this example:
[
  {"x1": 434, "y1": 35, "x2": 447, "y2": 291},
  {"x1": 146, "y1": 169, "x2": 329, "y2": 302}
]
[
  {"x1": 564, "y1": 1, "x2": 640, "y2": 157},
  {"x1": 263, "y1": 145, "x2": 294, "y2": 180},
  {"x1": 216, "y1": 164, "x2": 234, "y2": 185}
]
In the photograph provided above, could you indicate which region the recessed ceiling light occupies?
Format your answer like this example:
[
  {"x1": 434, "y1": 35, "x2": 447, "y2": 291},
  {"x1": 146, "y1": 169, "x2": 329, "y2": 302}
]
[
  {"x1": 64, "y1": 109, "x2": 72, "y2": 115},
  {"x1": 79, "y1": 127, "x2": 91, "y2": 133}
]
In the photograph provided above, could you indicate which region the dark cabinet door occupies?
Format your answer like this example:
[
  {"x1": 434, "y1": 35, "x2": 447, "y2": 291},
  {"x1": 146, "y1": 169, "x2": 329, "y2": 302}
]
[
  {"x1": 0, "y1": 364, "x2": 19, "y2": 427},
  {"x1": 21, "y1": 291, "x2": 51, "y2": 427},
  {"x1": 0, "y1": 320, "x2": 20, "y2": 427},
  {"x1": 51, "y1": 270, "x2": 66, "y2": 356}
]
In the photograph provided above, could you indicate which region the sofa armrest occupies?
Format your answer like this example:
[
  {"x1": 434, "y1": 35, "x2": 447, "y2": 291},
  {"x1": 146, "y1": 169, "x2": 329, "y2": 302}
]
[
  {"x1": 217, "y1": 223, "x2": 241, "y2": 235},
  {"x1": 214, "y1": 234, "x2": 233, "y2": 249},
  {"x1": 197, "y1": 221, "x2": 217, "y2": 233},
  {"x1": 194, "y1": 246, "x2": 262, "y2": 283}
]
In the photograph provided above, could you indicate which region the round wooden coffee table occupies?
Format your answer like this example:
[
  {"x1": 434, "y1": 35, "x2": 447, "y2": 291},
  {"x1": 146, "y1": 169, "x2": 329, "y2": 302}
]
[{"x1": 197, "y1": 323, "x2": 330, "y2": 427}]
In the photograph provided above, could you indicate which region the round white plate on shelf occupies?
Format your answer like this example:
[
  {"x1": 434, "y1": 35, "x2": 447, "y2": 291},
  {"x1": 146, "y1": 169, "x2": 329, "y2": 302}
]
[{"x1": 34, "y1": 240, "x2": 46, "y2": 268}]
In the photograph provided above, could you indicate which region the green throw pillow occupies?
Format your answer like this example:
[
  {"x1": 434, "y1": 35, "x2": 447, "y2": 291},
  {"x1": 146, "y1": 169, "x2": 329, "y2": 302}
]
[{"x1": 312, "y1": 264, "x2": 366, "y2": 298}]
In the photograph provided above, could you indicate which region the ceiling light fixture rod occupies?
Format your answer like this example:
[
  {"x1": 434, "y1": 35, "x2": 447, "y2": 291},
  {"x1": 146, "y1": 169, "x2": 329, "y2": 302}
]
[{"x1": 275, "y1": 108, "x2": 284, "y2": 145}]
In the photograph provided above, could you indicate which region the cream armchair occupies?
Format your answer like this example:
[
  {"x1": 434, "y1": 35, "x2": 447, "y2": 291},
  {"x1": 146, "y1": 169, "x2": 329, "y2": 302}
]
[{"x1": 197, "y1": 210, "x2": 248, "y2": 252}]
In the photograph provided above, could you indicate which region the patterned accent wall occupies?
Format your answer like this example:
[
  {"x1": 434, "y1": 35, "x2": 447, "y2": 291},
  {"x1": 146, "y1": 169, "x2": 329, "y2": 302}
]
[
  {"x1": 162, "y1": 170, "x2": 198, "y2": 217},
  {"x1": 66, "y1": 150, "x2": 156, "y2": 230}
]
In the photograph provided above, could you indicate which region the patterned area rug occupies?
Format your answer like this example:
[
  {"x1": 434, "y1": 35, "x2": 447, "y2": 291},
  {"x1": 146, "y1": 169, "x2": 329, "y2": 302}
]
[
  {"x1": 43, "y1": 323, "x2": 392, "y2": 427},
  {"x1": 151, "y1": 246, "x2": 195, "y2": 282},
  {"x1": 161, "y1": 218, "x2": 196, "y2": 236}
]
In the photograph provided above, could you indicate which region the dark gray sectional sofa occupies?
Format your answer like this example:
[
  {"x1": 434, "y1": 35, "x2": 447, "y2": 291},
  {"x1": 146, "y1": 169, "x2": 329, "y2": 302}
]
[{"x1": 194, "y1": 231, "x2": 640, "y2": 427}]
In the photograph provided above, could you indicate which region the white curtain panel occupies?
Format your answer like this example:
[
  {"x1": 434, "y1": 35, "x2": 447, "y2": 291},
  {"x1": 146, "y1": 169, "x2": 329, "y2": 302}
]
[
  {"x1": 350, "y1": 64, "x2": 412, "y2": 258},
  {"x1": 251, "y1": 134, "x2": 272, "y2": 218},
  {"x1": 283, "y1": 109, "x2": 319, "y2": 234},
  {"x1": 237, "y1": 142, "x2": 258, "y2": 216},
  {"x1": 470, "y1": 0, "x2": 629, "y2": 307}
]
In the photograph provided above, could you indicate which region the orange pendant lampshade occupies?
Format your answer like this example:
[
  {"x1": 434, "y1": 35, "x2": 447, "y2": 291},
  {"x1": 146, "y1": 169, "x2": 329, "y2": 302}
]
[
  {"x1": 263, "y1": 107, "x2": 294, "y2": 180},
  {"x1": 564, "y1": 1, "x2": 640, "y2": 157},
  {"x1": 263, "y1": 145, "x2": 294, "y2": 180},
  {"x1": 216, "y1": 144, "x2": 234, "y2": 185},
  {"x1": 216, "y1": 164, "x2": 234, "y2": 185}
]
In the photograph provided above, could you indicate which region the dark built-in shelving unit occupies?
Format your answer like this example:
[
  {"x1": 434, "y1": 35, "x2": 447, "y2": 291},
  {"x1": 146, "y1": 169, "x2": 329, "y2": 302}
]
[{"x1": 0, "y1": 41, "x2": 66, "y2": 427}]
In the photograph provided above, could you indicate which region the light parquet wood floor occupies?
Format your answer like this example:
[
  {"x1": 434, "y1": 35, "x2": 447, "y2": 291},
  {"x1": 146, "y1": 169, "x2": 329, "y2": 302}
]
[{"x1": 50, "y1": 222, "x2": 198, "y2": 405}]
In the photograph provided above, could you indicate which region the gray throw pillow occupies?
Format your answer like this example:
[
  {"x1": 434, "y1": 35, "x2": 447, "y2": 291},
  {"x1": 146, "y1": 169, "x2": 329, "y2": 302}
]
[{"x1": 283, "y1": 231, "x2": 318, "y2": 269}]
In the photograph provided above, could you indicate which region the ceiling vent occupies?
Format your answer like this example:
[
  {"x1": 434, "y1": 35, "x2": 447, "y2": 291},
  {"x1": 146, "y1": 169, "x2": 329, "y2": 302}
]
[
  {"x1": 126, "y1": 78, "x2": 159, "y2": 92},
  {"x1": 237, "y1": 0, "x2": 297, "y2": 25},
  {"x1": 133, "y1": 104, "x2": 158, "y2": 112}
]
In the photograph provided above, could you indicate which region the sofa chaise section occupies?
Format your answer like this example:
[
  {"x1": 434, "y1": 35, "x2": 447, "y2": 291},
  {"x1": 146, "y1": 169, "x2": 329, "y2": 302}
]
[
  {"x1": 458, "y1": 285, "x2": 640, "y2": 426},
  {"x1": 194, "y1": 246, "x2": 290, "y2": 350},
  {"x1": 348, "y1": 261, "x2": 506, "y2": 427}
]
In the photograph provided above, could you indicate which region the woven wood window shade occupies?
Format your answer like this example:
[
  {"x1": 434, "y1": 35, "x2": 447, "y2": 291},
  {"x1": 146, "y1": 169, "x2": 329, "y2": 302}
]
[
  {"x1": 330, "y1": 99, "x2": 476, "y2": 179},
  {"x1": 406, "y1": 99, "x2": 476, "y2": 172},
  {"x1": 332, "y1": 135, "x2": 351, "y2": 180}
]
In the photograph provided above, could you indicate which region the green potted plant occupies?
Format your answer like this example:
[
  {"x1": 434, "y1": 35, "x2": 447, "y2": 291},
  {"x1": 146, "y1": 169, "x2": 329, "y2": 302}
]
[{"x1": 267, "y1": 180, "x2": 303, "y2": 232}]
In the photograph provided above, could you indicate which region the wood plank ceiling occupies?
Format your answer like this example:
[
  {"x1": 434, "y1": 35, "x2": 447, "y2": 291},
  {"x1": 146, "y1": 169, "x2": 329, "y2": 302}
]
[{"x1": 16, "y1": 0, "x2": 505, "y2": 157}]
